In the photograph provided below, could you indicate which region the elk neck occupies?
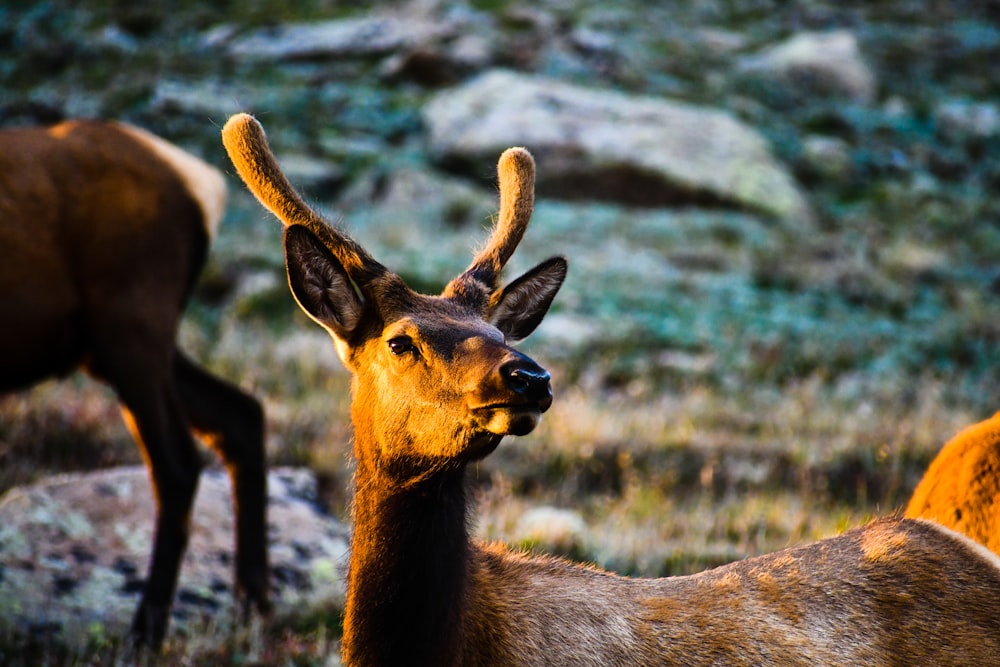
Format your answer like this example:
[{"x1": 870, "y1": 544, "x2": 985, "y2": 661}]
[{"x1": 343, "y1": 406, "x2": 486, "y2": 666}]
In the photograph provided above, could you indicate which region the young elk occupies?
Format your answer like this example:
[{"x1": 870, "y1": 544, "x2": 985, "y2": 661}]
[
  {"x1": 223, "y1": 112, "x2": 1000, "y2": 666},
  {"x1": 906, "y1": 411, "x2": 1000, "y2": 554},
  {"x1": 0, "y1": 120, "x2": 269, "y2": 648}
]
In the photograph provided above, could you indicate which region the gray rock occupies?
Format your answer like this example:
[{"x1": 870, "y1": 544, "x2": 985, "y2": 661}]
[
  {"x1": 935, "y1": 99, "x2": 1000, "y2": 141},
  {"x1": 423, "y1": 70, "x2": 812, "y2": 222},
  {"x1": 695, "y1": 28, "x2": 750, "y2": 57},
  {"x1": 378, "y1": 33, "x2": 494, "y2": 85},
  {"x1": 149, "y1": 79, "x2": 247, "y2": 119},
  {"x1": 801, "y1": 135, "x2": 853, "y2": 181},
  {"x1": 0, "y1": 466, "x2": 348, "y2": 650},
  {"x1": 737, "y1": 30, "x2": 877, "y2": 104},
  {"x1": 229, "y1": 15, "x2": 455, "y2": 61},
  {"x1": 335, "y1": 166, "x2": 498, "y2": 284},
  {"x1": 269, "y1": 154, "x2": 347, "y2": 196}
]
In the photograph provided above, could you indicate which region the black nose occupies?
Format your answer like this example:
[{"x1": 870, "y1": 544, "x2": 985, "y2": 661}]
[{"x1": 501, "y1": 359, "x2": 553, "y2": 410}]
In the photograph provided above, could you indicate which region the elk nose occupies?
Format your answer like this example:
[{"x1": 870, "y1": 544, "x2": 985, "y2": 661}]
[{"x1": 502, "y1": 360, "x2": 553, "y2": 411}]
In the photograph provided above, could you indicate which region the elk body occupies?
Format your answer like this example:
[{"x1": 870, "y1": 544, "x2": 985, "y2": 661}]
[
  {"x1": 906, "y1": 411, "x2": 1000, "y2": 554},
  {"x1": 0, "y1": 120, "x2": 269, "y2": 648},
  {"x1": 222, "y1": 112, "x2": 1000, "y2": 667}
]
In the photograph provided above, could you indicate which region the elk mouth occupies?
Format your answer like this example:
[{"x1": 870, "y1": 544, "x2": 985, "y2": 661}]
[
  {"x1": 473, "y1": 401, "x2": 549, "y2": 436},
  {"x1": 477, "y1": 395, "x2": 553, "y2": 412}
]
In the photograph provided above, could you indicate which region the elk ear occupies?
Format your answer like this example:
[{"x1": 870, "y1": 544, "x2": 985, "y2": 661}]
[
  {"x1": 284, "y1": 224, "x2": 364, "y2": 341},
  {"x1": 488, "y1": 256, "x2": 567, "y2": 342}
]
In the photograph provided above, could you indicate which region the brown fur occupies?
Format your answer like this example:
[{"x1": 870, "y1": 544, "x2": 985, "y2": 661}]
[
  {"x1": 0, "y1": 120, "x2": 269, "y2": 649},
  {"x1": 906, "y1": 411, "x2": 1000, "y2": 553},
  {"x1": 222, "y1": 113, "x2": 1000, "y2": 667}
]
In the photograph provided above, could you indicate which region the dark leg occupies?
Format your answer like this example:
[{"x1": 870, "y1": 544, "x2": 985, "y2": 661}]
[
  {"x1": 111, "y1": 360, "x2": 203, "y2": 649},
  {"x1": 173, "y1": 350, "x2": 270, "y2": 616}
]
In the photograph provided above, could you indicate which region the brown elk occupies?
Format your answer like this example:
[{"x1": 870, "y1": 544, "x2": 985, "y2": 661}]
[
  {"x1": 906, "y1": 410, "x2": 1000, "y2": 554},
  {"x1": 0, "y1": 120, "x2": 269, "y2": 648},
  {"x1": 223, "y1": 112, "x2": 1000, "y2": 667}
]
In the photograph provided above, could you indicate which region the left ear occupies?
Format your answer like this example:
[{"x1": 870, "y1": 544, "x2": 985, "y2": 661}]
[
  {"x1": 284, "y1": 224, "x2": 365, "y2": 343},
  {"x1": 488, "y1": 256, "x2": 567, "y2": 342}
]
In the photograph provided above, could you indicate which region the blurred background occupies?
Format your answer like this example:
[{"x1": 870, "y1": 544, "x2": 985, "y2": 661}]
[{"x1": 1, "y1": 0, "x2": 999, "y2": 662}]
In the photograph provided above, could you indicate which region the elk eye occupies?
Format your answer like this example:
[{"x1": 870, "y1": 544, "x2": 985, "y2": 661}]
[{"x1": 387, "y1": 336, "x2": 416, "y2": 356}]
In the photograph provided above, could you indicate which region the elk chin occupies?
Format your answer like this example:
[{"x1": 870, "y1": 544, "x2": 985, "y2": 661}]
[{"x1": 478, "y1": 407, "x2": 543, "y2": 437}]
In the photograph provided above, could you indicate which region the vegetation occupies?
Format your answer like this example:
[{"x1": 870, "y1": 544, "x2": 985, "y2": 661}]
[{"x1": 0, "y1": 0, "x2": 998, "y2": 663}]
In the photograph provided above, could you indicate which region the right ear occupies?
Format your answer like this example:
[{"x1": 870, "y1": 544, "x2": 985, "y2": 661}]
[
  {"x1": 284, "y1": 224, "x2": 364, "y2": 342},
  {"x1": 488, "y1": 256, "x2": 567, "y2": 342}
]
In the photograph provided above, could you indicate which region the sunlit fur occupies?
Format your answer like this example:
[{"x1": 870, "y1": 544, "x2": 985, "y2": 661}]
[
  {"x1": 907, "y1": 411, "x2": 1000, "y2": 554},
  {"x1": 0, "y1": 120, "x2": 268, "y2": 649},
  {"x1": 223, "y1": 112, "x2": 1000, "y2": 667}
]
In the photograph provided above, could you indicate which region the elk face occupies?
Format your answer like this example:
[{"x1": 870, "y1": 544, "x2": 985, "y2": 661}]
[
  {"x1": 221, "y1": 114, "x2": 561, "y2": 472},
  {"x1": 283, "y1": 223, "x2": 566, "y2": 467}
]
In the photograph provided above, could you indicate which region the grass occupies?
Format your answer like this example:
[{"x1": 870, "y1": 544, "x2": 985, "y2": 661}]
[
  {"x1": 2, "y1": 361, "x2": 976, "y2": 667},
  {"x1": 2, "y1": 0, "x2": 999, "y2": 663},
  {"x1": 0, "y1": 615, "x2": 340, "y2": 666}
]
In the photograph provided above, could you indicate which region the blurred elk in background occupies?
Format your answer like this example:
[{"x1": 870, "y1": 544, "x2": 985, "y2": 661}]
[
  {"x1": 0, "y1": 120, "x2": 269, "y2": 649},
  {"x1": 907, "y1": 411, "x2": 1000, "y2": 554}
]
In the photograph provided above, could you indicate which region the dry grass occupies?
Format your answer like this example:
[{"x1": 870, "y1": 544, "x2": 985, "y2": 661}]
[
  {"x1": 0, "y1": 377, "x2": 139, "y2": 494},
  {"x1": 474, "y1": 371, "x2": 982, "y2": 576},
  {"x1": 0, "y1": 320, "x2": 991, "y2": 667}
]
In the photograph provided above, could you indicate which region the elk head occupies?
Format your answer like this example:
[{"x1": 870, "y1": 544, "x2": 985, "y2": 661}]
[{"x1": 222, "y1": 114, "x2": 566, "y2": 481}]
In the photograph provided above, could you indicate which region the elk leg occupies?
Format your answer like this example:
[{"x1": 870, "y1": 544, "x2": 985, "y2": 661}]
[
  {"x1": 114, "y1": 370, "x2": 203, "y2": 649},
  {"x1": 173, "y1": 350, "x2": 270, "y2": 616}
]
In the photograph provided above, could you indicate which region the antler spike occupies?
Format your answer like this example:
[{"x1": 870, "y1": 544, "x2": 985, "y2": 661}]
[
  {"x1": 464, "y1": 147, "x2": 536, "y2": 289},
  {"x1": 221, "y1": 113, "x2": 385, "y2": 281}
]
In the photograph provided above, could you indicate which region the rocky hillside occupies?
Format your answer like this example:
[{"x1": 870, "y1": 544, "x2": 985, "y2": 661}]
[{"x1": 4, "y1": 0, "x2": 997, "y2": 398}]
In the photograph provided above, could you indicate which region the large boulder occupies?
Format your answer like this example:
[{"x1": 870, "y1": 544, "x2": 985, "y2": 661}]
[
  {"x1": 423, "y1": 70, "x2": 812, "y2": 222},
  {"x1": 0, "y1": 466, "x2": 348, "y2": 650},
  {"x1": 736, "y1": 30, "x2": 877, "y2": 104}
]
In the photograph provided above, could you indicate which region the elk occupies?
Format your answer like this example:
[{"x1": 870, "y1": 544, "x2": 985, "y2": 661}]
[
  {"x1": 223, "y1": 111, "x2": 1000, "y2": 666},
  {"x1": 906, "y1": 410, "x2": 1000, "y2": 554},
  {"x1": 0, "y1": 120, "x2": 269, "y2": 648}
]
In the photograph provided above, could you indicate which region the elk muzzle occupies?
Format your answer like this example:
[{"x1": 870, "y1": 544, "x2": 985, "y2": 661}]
[
  {"x1": 501, "y1": 360, "x2": 553, "y2": 412},
  {"x1": 469, "y1": 353, "x2": 553, "y2": 438}
]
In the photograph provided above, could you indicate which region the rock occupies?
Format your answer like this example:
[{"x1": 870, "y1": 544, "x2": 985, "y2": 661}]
[
  {"x1": 695, "y1": 28, "x2": 750, "y2": 57},
  {"x1": 935, "y1": 99, "x2": 1000, "y2": 141},
  {"x1": 340, "y1": 165, "x2": 494, "y2": 228},
  {"x1": 335, "y1": 166, "x2": 498, "y2": 285},
  {"x1": 801, "y1": 135, "x2": 852, "y2": 181},
  {"x1": 0, "y1": 466, "x2": 349, "y2": 650},
  {"x1": 423, "y1": 70, "x2": 812, "y2": 222},
  {"x1": 228, "y1": 15, "x2": 455, "y2": 61},
  {"x1": 513, "y1": 506, "x2": 588, "y2": 555},
  {"x1": 737, "y1": 30, "x2": 877, "y2": 104},
  {"x1": 149, "y1": 79, "x2": 247, "y2": 119},
  {"x1": 569, "y1": 26, "x2": 616, "y2": 56},
  {"x1": 379, "y1": 33, "x2": 494, "y2": 86},
  {"x1": 267, "y1": 154, "x2": 347, "y2": 196}
]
